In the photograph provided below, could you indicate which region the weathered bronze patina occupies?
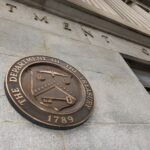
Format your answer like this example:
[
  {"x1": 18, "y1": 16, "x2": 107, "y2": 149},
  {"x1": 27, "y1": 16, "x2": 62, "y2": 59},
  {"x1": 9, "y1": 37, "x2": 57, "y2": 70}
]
[{"x1": 5, "y1": 56, "x2": 94, "y2": 129}]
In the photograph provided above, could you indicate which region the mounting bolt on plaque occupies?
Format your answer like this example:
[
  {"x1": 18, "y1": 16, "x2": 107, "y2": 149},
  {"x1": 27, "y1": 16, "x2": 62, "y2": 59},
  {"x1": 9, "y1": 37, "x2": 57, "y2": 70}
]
[{"x1": 4, "y1": 56, "x2": 94, "y2": 129}]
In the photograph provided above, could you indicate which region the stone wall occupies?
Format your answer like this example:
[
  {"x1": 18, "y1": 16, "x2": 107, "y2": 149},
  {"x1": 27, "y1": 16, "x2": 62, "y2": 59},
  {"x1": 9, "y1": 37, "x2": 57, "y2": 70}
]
[{"x1": 0, "y1": 0, "x2": 150, "y2": 150}]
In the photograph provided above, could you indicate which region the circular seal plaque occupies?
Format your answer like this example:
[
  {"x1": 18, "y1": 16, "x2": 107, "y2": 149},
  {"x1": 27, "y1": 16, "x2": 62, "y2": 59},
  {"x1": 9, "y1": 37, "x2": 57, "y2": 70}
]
[{"x1": 5, "y1": 56, "x2": 94, "y2": 129}]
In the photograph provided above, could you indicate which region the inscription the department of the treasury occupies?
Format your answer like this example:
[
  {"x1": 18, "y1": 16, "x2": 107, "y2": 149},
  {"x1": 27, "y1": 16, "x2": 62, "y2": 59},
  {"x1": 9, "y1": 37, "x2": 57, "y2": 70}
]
[
  {"x1": 8, "y1": 56, "x2": 47, "y2": 106},
  {"x1": 80, "y1": 77, "x2": 94, "y2": 110},
  {"x1": 11, "y1": 87, "x2": 26, "y2": 105},
  {"x1": 9, "y1": 56, "x2": 47, "y2": 82}
]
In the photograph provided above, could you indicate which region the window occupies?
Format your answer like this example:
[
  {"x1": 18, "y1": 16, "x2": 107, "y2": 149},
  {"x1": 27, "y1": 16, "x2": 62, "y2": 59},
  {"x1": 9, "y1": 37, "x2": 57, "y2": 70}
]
[{"x1": 122, "y1": 54, "x2": 150, "y2": 94}]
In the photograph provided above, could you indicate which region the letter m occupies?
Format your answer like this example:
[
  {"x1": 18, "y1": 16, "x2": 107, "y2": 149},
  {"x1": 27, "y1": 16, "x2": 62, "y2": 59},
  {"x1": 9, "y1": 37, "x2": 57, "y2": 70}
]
[{"x1": 34, "y1": 13, "x2": 48, "y2": 24}]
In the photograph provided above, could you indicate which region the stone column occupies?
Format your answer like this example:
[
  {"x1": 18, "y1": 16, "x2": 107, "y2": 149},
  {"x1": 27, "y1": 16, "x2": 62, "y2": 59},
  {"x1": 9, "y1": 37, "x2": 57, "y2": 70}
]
[
  {"x1": 69, "y1": 0, "x2": 121, "y2": 17},
  {"x1": 104, "y1": 0, "x2": 150, "y2": 31},
  {"x1": 130, "y1": 3, "x2": 150, "y2": 22},
  {"x1": 89, "y1": 0, "x2": 120, "y2": 16}
]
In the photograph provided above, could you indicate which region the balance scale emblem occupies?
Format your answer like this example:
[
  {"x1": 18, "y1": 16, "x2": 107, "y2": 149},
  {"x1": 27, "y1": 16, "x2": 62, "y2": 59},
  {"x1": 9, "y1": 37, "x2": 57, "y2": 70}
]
[{"x1": 30, "y1": 69, "x2": 77, "y2": 112}]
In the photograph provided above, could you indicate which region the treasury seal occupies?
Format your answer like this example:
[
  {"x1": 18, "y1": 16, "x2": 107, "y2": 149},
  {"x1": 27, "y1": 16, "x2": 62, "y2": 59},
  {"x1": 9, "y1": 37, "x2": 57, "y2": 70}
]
[{"x1": 4, "y1": 55, "x2": 94, "y2": 129}]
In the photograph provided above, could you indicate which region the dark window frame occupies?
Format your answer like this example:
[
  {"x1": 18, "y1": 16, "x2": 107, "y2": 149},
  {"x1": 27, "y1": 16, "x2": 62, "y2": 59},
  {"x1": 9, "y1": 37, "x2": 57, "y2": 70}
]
[{"x1": 122, "y1": 54, "x2": 150, "y2": 94}]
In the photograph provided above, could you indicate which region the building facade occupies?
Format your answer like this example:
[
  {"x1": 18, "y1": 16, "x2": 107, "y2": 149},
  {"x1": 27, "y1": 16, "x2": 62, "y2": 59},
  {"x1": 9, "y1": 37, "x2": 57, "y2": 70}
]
[{"x1": 0, "y1": 0, "x2": 150, "y2": 149}]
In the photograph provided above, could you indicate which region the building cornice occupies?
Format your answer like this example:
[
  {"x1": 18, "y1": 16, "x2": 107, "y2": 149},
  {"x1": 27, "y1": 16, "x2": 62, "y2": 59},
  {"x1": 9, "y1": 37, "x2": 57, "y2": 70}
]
[{"x1": 13, "y1": 0, "x2": 150, "y2": 48}]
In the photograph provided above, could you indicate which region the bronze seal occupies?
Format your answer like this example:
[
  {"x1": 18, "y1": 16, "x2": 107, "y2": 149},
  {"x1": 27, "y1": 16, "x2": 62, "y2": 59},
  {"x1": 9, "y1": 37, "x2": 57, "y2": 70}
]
[{"x1": 5, "y1": 56, "x2": 94, "y2": 129}]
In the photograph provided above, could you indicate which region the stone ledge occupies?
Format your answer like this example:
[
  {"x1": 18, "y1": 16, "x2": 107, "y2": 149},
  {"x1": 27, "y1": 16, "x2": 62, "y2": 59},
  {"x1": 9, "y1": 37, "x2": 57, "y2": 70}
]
[{"x1": 12, "y1": 0, "x2": 150, "y2": 48}]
